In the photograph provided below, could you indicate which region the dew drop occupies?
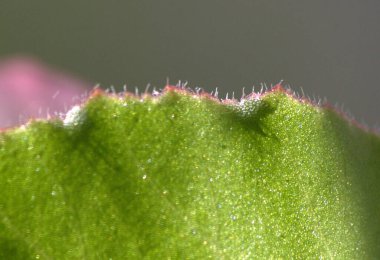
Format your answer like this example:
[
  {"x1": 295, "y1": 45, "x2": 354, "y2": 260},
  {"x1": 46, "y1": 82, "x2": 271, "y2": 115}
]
[
  {"x1": 142, "y1": 174, "x2": 147, "y2": 180},
  {"x1": 64, "y1": 105, "x2": 83, "y2": 126},
  {"x1": 51, "y1": 190, "x2": 57, "y2": 196},
  {"x1": 230, "y1": 215, "x2": 237, "y2": 221}
]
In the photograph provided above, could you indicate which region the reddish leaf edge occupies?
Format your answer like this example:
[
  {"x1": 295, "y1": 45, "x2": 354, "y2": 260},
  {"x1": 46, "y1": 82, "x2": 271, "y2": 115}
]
[{"x1": 0, "y1": 82, "x2": 378, "y2": 137}]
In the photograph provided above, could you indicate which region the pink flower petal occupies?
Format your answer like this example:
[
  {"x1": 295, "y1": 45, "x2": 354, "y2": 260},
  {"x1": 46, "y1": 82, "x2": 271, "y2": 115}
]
[{"x1": 0, "y1": 56, "x2": 90, "y2": 128}]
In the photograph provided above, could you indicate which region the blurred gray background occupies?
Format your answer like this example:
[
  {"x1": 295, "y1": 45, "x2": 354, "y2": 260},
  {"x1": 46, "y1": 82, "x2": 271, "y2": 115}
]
[{"x1": 1, "y1": 1, "x2": 379, "y2": 126}]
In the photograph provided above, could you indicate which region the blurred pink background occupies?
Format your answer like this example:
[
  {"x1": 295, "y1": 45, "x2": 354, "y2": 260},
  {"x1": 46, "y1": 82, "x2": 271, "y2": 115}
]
[{"x1": 0, "y1": 57, "x2": 90, "y2": 128}]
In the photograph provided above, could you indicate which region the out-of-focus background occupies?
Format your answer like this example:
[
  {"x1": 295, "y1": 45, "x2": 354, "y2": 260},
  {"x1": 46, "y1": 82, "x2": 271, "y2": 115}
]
[{"x1": 0, "y1": 1, "x2": 379, "y2": 127}]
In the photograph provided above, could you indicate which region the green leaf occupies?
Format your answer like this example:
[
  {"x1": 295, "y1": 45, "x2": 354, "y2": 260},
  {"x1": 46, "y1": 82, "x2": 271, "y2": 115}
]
[{"x1": 1, "y1": 87, "x2": 380, "y2": 259}]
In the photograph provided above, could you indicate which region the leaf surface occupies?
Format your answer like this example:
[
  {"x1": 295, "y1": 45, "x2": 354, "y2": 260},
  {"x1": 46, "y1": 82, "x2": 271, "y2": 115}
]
[{"x1": 1, "y1": 87, "x2": 380, "y2": 259}]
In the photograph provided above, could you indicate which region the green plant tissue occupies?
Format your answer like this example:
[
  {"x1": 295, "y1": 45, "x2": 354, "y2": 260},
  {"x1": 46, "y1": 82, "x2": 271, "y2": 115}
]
[{"x1": 0, "y1": 86, "x2": 379, "y2": 259}]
